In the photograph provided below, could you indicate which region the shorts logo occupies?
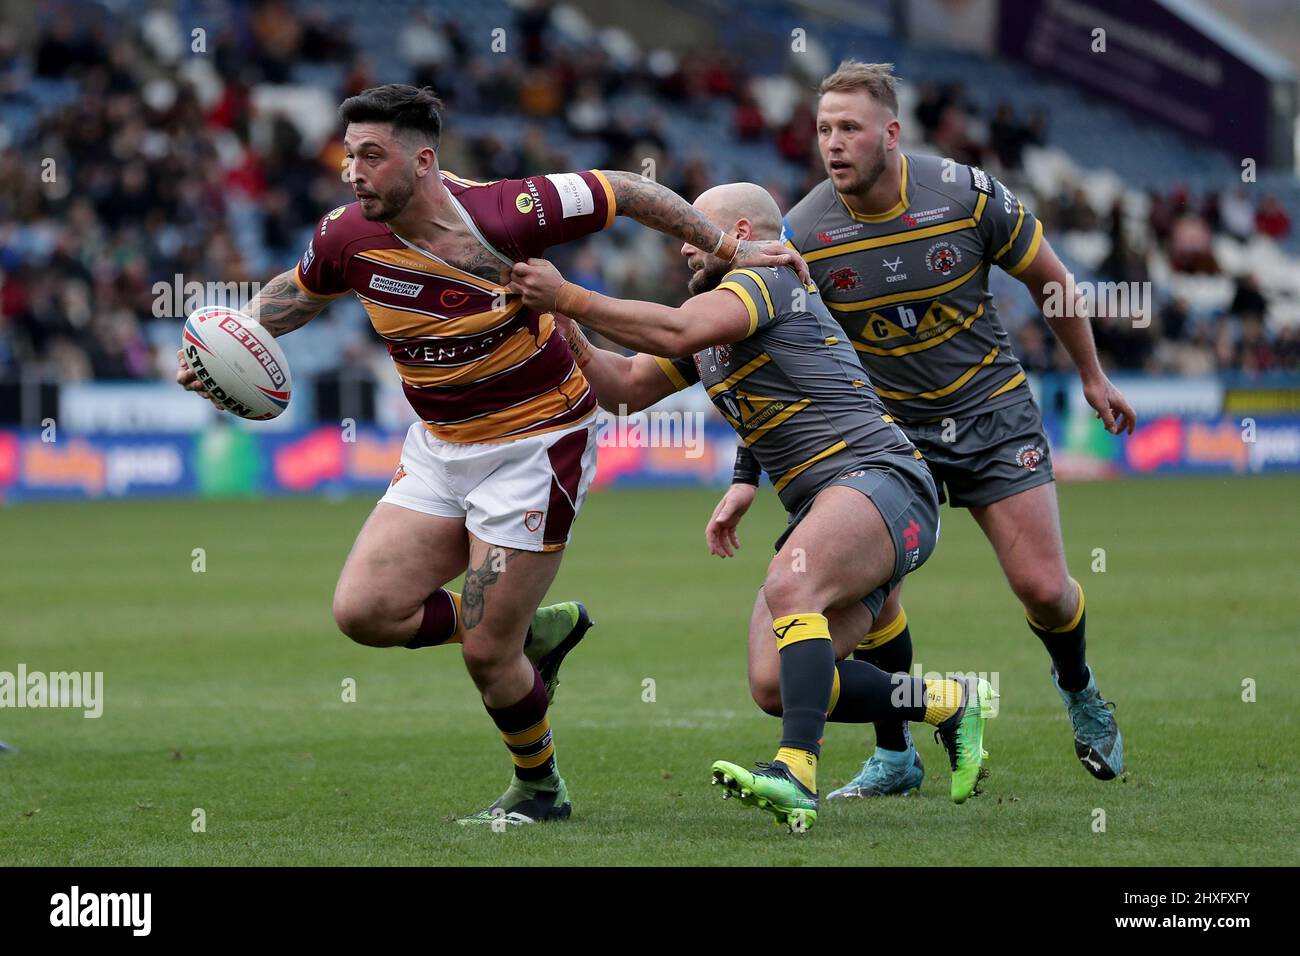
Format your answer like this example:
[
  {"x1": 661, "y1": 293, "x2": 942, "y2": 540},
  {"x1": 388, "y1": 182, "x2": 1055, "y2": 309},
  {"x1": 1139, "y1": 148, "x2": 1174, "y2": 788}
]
[
  {"x1": 901, "y1": 519, "x2": 922, "y2": 572},
  {"x1": 925, "y1": 240, "x2": 963, "y2": 276},
  {"x1": 391, "y1": 464, "x2": 407, "y2": 486},
  {"x1": 829, "y1": 267, "x2": 861, "y2": 291},
  {"x1": 524, "y1": 510, "x2": 544, "y2": 532},
  {"x1": 1015, "y1": 443, "x2": 1044, "y2": 471},
  {"x1": 515, "y1": 193, "x2": 534, "y2": 214},
  {"x1": 714, "y1": 344, "x2": 732, "y2": 366}
]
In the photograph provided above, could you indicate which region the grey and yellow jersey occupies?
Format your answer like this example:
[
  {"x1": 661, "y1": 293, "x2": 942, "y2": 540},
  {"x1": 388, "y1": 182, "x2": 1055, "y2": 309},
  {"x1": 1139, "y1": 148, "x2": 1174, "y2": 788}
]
[
  {"x1": 782, "y1": 153, "x2": 1043, "y2": 423},
  {"x1": 655, "y1": 265, "x2": 920, "y2": 513}
]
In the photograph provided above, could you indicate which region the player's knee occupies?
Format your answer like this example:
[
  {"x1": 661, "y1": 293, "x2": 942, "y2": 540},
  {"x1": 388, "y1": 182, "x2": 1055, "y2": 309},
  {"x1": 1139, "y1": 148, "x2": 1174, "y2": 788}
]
[
  {"x1": 332, "y1": 594, "x2": 391, "y2": 647},
  {"x1": 762, "y1": 565, "x2": 820, "y2": 617},
  {"x1": 460, "y1": 636, "x2": 511, "y2": 682},
  {"x1": 1014, "y1": 574, "x2": 1074, "y2": 622}
]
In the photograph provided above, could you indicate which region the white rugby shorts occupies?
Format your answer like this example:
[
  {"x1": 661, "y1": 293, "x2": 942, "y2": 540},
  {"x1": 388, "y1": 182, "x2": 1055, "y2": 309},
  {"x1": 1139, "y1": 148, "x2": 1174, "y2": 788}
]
[{"x1": 379, "y1": 416, "x2": 598, "y2": 552}]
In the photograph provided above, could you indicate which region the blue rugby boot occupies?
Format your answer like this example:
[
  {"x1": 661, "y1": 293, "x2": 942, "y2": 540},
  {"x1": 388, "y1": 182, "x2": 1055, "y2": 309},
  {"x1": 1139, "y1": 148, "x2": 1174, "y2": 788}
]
[
  {"x1": 826, "y1": 746, "x2": 924, "y2": 800},
  {"x1": 1052, "y1": 666, "x2": 1124, "y2": 780}
]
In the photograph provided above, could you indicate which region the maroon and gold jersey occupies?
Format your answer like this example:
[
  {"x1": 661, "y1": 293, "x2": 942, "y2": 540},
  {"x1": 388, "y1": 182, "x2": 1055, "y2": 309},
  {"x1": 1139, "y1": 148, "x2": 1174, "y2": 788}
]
[{"x1": 293, "y1": 169, "x2": 616, "y2": 443}]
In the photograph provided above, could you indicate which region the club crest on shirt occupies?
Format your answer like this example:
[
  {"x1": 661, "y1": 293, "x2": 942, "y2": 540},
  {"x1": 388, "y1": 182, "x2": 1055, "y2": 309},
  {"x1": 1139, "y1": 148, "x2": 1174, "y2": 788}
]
[
  {"x1": 925, "y1": 240, "x2": 963, "y2": 276},
  {"x1": 714, "y1": 344, "x2": 732, "y2": 366},
  {"x1": 828, "y1": 266, "x2": 861, "y2": 291}
]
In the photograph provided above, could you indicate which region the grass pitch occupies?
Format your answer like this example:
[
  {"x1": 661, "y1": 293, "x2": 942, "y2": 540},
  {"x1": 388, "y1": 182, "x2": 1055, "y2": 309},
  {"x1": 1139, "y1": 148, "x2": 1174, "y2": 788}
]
[{"x1": 1, "y1": 477, "x2": 1297, "y2": 866}]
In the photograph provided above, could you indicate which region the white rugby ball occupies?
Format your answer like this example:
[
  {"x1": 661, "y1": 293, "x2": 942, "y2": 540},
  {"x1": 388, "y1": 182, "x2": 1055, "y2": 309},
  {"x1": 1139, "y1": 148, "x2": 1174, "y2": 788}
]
[{"x1": 182, "y1": 306, "x2": 293, "y2": 420}]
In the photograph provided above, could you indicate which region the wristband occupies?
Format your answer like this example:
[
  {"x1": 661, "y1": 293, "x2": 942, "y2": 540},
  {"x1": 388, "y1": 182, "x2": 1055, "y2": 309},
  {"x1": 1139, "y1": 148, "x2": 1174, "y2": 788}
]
[
  {"x1": 714, "y1": 232, "x2": 740, "y2": 262},
  {"x1": 555, "y1": 281, "x2": 594, "y2": 319},
  {"x1": 732, "y1": 444, "x2": 761, "y2": 486}
]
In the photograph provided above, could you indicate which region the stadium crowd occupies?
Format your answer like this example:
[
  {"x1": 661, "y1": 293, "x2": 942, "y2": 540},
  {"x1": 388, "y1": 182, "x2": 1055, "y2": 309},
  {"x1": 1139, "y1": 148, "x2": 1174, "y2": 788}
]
[{"x1": 1, "y1": 1, "x2": 1297, "y2": 392}]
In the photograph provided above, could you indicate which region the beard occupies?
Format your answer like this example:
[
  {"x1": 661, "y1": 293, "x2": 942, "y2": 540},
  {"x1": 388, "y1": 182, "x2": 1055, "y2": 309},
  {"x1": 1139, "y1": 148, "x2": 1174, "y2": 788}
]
[
  {"x1": 834, "y1": 133, "x2": 888, "y2": 198},
  {"x1": 359, "y1": 174, "x2": 415, "y2": 222},
  {"x1": 687, "y1": 255, "x2": 729, "y2": 297}
]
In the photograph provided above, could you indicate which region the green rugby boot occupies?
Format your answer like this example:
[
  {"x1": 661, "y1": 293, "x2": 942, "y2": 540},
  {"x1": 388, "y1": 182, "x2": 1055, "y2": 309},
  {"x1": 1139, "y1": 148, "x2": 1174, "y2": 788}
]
[
  {"x1": 710, "y1": 759, "x2": 818, "y2": 833},
  {"x1": 455, "y1": 776, "x2": 571, "y2": 826},
  {"x1": 525, "y1": 602, "x2": 594, "y2": 703},
  {"x1": 933, "y1": 677, "x2": 997, "y2": 804}
]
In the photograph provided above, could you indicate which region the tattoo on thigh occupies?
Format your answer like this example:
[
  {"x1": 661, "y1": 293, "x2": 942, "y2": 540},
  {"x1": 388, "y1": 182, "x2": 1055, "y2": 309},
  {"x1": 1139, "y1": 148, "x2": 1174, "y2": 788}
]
[{"x1": 462, "y1": 546, "x2": 516, "y2": 630}]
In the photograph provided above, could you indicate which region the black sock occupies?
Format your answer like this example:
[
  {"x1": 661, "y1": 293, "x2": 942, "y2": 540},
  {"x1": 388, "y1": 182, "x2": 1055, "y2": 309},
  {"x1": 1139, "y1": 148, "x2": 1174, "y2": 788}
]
[
  {"x1": 854, "y1": 624, "x2": 913, "y2": 751},
  {"x1": 1028, "y1": 582, "x2": 1088, "y2": 692},
  {"x1": 773, "y1": 614, "x2": 835, "y2": 757},
  {"x1": 827, "y1": 659, "x2": 927, "y2": 725}
]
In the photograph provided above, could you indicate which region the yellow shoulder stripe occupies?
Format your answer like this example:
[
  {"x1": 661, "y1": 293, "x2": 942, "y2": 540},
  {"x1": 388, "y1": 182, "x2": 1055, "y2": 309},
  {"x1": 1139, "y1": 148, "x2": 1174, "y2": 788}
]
[
  {"x1": 1007, "y1": 220, "x2": 1043, "y2": 276},
  {"x1": 992, "y1": 201, "x2": 1026, "y2": 263},
  {"x1": 727, "y1": 269, "x2": 776, "y2": 321},
  {"x1": 717, "y1": 281, "x2": 760, "y2": 337}
]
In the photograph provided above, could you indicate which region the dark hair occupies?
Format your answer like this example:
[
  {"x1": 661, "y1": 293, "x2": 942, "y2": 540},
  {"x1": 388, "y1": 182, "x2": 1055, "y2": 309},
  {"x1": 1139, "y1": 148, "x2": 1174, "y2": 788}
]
[{"x1": 339, "y1": 84, "x2": 444, "y2": 147}]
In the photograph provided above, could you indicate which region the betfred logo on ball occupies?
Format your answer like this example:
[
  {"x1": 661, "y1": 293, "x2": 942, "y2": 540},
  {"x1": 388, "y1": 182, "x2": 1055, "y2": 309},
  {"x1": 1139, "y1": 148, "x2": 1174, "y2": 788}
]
[{"x1": 182, "y1": 306, "x2": 293, "y2": 420}]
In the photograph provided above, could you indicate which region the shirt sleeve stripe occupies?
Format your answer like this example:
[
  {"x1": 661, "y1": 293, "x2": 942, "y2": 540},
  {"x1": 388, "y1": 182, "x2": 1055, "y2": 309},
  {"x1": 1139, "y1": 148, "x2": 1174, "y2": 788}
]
[
  {"x1": 717, "y1": 281, "x2": 760, "y2": 337},
  {"x1": 1006, "y1": 220, "x2": 1044, "y2": 276},
  {"x1": 731, "y1": 269, "x2": 776, "y2": 321},
  {"x1": 589, "y1": 169, "x2": 617, "y2": 230},
  {"x1": 993, "y1": 201, "x2": 1026, "y2": 263},
  {"x1": 292, "y1": 265, "x2": 349, "y2": 299}
]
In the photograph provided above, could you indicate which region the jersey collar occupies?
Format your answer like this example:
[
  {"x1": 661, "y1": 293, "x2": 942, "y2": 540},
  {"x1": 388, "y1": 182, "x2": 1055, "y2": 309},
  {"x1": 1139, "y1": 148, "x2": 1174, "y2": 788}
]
[{"x1": 838, "y1": 153, "x2": 910, "y2": 223}]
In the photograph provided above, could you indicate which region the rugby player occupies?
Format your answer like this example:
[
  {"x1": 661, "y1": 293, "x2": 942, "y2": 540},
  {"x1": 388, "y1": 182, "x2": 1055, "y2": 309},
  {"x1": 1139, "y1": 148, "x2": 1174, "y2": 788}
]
[
  {"x1": 176, "y1": 84, "x2": 806, "y2": 825},
  {"x1": 508, "y1": 183, "x2": 996, "y2": 832},
  {"x1": 710, "y1": 62, "x2": 1135, "y2": 798}
]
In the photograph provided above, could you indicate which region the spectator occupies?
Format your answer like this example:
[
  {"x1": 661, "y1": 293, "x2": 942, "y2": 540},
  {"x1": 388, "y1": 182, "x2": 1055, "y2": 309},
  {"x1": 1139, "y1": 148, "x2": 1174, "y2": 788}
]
[{"x1": 1255, "y1": 195, "x2": 1291, "y2": 239}]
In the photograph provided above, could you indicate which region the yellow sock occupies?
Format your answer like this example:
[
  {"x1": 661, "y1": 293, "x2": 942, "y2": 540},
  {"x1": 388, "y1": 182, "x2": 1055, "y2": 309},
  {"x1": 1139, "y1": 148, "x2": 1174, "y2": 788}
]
[
  {"x1": 775, "y1": 746, "x2": 818, "y2": 793},
  {"x1": 445, "y1": 591, "x2": 464, "y2": 644},
  {"x1": 922, "y1": 678, "x2": 964, "y2": 725}
]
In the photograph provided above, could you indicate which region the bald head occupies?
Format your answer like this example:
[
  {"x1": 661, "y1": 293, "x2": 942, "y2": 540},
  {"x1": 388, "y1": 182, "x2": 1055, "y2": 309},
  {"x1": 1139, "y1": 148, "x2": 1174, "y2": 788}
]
[{"x1": 694, "y1": 183, "x2": 784, "y2": 241}]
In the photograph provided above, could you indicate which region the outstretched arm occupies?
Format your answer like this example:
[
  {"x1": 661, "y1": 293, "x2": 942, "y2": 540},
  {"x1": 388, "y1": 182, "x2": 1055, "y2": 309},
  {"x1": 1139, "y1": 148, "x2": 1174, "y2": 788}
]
[
  {"x1": 600, "y1": 171, "x2": 809, "y2": 283},
  {"x1": 510, "y1": 258, "x2": 751, "y2": 357},
  {"x1": 555, "y1": 313, "x2": 682, "y2": 413}
]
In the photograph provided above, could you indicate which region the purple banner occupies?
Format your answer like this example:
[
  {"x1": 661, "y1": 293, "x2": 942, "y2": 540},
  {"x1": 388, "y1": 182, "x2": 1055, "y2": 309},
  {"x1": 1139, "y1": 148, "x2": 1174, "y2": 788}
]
[{"x1": 998, "y1": 0, "x2": 1276, "y2": 164}]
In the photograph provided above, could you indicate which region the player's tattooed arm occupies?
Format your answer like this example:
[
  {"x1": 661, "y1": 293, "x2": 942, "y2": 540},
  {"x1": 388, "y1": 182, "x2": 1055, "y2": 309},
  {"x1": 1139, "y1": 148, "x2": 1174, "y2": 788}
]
[
  {"x1": 599, "y1": 171, "x2": 810, "y2": 283},
  {"x1": 461, "y1": 546, "x2": 519, "y2": 630},
  {"x1": 245, "y1": 270, "x2": 329, "y2": 337}
]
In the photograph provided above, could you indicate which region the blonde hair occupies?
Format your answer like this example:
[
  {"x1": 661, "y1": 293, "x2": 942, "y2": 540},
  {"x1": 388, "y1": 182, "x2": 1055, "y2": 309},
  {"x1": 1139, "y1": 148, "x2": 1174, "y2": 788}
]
[{"x1": 819, "y1": 60, "x2": 899, "y2": 116}]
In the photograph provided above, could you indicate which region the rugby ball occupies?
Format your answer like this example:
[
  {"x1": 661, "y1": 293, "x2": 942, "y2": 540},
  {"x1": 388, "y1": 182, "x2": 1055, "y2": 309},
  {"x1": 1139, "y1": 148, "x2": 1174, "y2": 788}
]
[{"x1": 181, "y1": 306, "x2": 293, "y2": 420}]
